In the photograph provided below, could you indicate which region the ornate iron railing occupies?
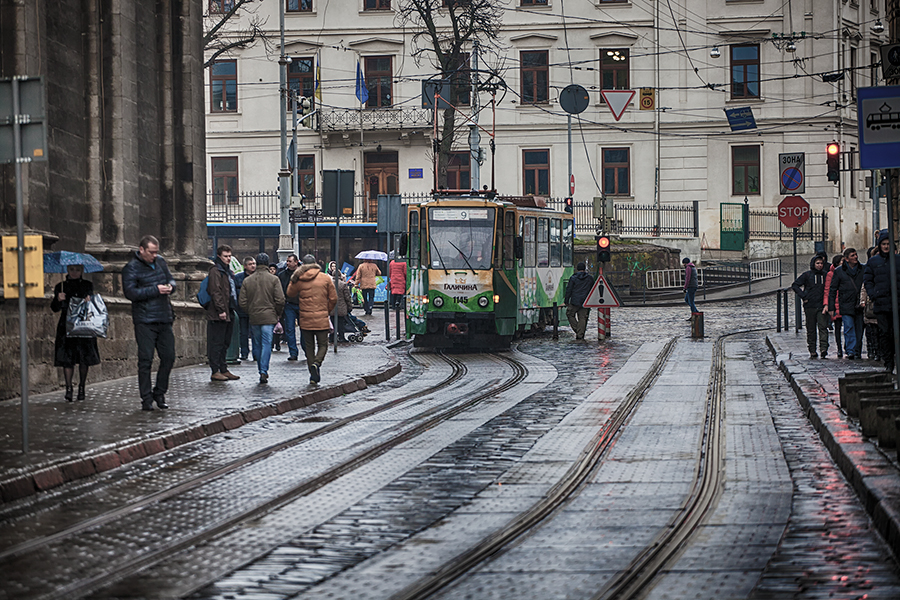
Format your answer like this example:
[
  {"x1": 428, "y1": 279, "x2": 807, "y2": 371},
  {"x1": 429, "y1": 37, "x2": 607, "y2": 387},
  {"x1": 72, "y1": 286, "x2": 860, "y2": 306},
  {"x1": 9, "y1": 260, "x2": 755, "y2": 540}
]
[{"x1": 319, "y1": 107, "x2": 434, "y2": 131}]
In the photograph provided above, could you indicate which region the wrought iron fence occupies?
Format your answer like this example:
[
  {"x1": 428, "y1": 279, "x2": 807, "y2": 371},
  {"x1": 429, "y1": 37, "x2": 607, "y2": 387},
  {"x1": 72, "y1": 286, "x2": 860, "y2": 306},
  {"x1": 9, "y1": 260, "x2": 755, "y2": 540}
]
[
  {"x1": 206, "y1": 191, "x2": 700, "y2": 239},
  {"x1": 319, "y1": 107, "x2": 434, "y2": 131},
  {"x1": 748, "y1": 209, "x2": 828, "y2": 241}
]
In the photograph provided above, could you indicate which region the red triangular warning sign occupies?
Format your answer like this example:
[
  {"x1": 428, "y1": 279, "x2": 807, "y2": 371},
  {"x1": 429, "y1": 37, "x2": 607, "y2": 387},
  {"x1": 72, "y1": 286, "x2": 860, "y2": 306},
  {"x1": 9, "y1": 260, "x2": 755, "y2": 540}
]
[
  {"x1": 600, "y1": 90, "x2": 635, "y2": 121},
  {"x1": 583, "y1": 274, "x2": 621, "y2": 308}
]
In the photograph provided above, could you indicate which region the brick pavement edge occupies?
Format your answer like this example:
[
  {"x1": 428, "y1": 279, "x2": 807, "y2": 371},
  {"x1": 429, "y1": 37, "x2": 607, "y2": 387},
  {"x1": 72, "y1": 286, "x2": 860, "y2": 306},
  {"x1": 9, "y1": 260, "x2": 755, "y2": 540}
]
[
  {"x1": 0, "y1": 358, "x2": 401, "y2": 505},
  {"x1": 766, "y1": 334, "x2": 900, "y2": 559}
]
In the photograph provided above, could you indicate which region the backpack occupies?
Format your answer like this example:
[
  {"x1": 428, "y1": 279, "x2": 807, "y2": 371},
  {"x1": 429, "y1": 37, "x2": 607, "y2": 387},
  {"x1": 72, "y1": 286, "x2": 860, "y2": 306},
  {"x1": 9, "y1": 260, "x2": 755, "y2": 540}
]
[{"x1": 197, "y1": 276, "x2": 211, "y2": 308}]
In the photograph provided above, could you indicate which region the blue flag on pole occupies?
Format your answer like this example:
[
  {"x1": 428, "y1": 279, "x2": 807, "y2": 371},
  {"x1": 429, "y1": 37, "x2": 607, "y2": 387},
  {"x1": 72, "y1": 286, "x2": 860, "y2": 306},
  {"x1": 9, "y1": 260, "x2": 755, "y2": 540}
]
[{"x1": 355, "y1": 61, "x2": 369, "y2": 104}]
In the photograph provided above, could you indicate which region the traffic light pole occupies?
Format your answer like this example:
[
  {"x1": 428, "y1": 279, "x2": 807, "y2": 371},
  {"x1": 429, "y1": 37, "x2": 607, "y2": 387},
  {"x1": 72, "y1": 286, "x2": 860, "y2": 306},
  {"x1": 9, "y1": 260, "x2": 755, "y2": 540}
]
[
  {"x1": 885, "y1": 169, "x2": 900, "y2": 387},
  {"x1": 12, "y1": 78, "x2": 29, "y2": 453}
]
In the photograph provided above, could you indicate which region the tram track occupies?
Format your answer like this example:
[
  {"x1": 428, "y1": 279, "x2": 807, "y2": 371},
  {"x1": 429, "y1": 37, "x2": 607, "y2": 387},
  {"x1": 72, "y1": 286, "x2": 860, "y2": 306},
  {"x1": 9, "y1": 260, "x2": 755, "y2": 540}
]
[
  {"x1": 1, "y1": 350, "x2": 533, "y2": 600},
  {"x1": 388, "y1": 337, "x2": 679, "y2": 600},
  {"x1": 386, "y1": 329, "x2": 772, "y2": 600},
  {"x1": 0, "y1": 351, "x2": 465, "y2": 564}
]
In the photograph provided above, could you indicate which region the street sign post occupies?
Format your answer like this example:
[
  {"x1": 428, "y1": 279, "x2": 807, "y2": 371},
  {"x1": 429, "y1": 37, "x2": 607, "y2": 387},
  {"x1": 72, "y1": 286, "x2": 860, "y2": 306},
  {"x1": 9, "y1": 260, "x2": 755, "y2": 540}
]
[
  {"x1": 777, "y1": 195, "x2": 810, "y2": 229},
  {"x1": 778, "y1": 152, "x2": 805, "y2": 195},
  {"x1": 858, "y1": 86, "x2": 900, "y2": 170}
]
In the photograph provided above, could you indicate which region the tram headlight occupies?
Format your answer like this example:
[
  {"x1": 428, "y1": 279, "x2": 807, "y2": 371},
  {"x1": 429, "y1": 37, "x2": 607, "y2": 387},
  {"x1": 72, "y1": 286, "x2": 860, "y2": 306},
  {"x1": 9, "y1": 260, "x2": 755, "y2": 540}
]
[
  {"x1": 422, "y1": 296, "x2": 429, "y2": 304},
  {"x1": 433, "y1": 296, "x2": 444, "y2": 308},
  {"x1": 493, "y1": 294, "x2": 500, "y2": 304},
  {"x1": 478, "y1": 296, "x2": 489, "y2": 308}
]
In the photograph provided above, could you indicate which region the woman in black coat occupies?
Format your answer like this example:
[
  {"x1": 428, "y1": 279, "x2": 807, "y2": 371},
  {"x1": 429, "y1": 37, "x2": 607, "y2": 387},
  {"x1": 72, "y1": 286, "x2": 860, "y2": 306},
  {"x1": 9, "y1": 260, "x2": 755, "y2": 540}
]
[{"x1": 50, "y1": 264, "x2": 101, "y2": 401}]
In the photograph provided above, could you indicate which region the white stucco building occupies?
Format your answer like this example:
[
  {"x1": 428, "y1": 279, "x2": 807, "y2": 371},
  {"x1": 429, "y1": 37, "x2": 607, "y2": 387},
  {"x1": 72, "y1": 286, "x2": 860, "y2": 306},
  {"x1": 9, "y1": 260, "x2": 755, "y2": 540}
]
[{"x1": 204, "y1": 0, "x2": 888, "y2": 257}]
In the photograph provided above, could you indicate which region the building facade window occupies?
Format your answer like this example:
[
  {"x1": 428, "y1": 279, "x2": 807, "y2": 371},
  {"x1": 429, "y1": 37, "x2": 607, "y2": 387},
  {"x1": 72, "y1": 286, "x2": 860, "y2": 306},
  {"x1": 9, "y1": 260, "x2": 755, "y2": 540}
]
[
  {"x1": 447, "y1": 152, "x2": 471, "y2": 190},
  {"x1": 732, "y1": 145, "x2": 760, "y2": 195},
  {"x1": 521, "y1": 0, "x2": 548, "y2": 5},
  {"x1": 208, "y1": 0, "x2": 234, "y2": 13},
  {"x1": 364, "y1": 0, "x2": 391, "y2": 9},
  {"x1": 365, "y1": 56, "x2": 393, "y2": 107},
  {"x1": 850, "y1": 145, "x2": 857, "y2": 199},
  {"x1": 523, "y1": 149, "x2": 550, "y2": 196},
  {"x1": 288, "y1": 57, "x2": 315, "y2": 107},
  {"x1": 210, "y1": 60, "x2": 237, "y2": 113},
  {"x1": 600, "y1": 48, "x2": 629, "y2": 92},
  {"x1": 850, "y1": 46, "x2": 857, "y2": 100},
  {"x1": 872, "y1": 51, "x2": 880, "y2": 86},
  {"x1": 296, "y1": 154, "x2": 316, "y2": 198},
  {"x1": 520, "y1": 50, "x2": 549, "y2": 104},
  {"x1": 212, "y1": 157, "x2": 239, "y2": 205},
  {"x1": 730, "y1": 44, "x2": 760, "y2": 99},
  {"x1": 602, "y1": 148, "x2": 630, "y2": 196},
  {"x1": 287, "y1": 0, "x2": 312, "y2": 12}
]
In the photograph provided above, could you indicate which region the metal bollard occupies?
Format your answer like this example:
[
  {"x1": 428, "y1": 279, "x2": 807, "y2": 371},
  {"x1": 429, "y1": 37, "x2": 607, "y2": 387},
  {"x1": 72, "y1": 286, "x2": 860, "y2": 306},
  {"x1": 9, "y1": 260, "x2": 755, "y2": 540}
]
[
  {"x1": 384, "y1": 298, "x2": 390, "y2": 340},
  {"x1": 777, "y1": 291, "x2": 782, "y2": 333},
  {"x1": 395, "y1": 303, "x2": 401, "y2": 340},
  {"x1": 691, "y1": 312, "x2": 704, "y2": 338},
  {"x1": 552, "y1": 302, "x2": 559, "y2": 340},
  {"x1": 783, "y1": 289, "x2": 789, "y2": 331}
]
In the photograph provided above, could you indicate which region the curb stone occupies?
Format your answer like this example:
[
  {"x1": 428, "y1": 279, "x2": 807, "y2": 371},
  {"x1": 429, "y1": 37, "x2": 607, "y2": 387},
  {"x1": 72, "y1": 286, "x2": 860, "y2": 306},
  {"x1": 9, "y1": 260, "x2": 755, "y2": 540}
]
[
  {"x1": 0, "y1": 360, "x2": 401, "y2": 504},
  {"x1": 766, "y1": 335, "x2": 900, "y2": 558}
]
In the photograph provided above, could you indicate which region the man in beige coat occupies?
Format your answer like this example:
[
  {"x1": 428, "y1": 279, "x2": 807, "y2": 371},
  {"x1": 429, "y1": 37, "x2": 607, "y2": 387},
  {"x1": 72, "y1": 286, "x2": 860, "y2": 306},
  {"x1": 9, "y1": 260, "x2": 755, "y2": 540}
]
[
  {"x1": 352, "y1": 259, "x2": 381, "y2": 315},
  {"x1": 287, "y1": 255, "x2": 337, "y2": 384},
  {"x1": 239, "y1": 252, "x2": 285, "y2": 384}
]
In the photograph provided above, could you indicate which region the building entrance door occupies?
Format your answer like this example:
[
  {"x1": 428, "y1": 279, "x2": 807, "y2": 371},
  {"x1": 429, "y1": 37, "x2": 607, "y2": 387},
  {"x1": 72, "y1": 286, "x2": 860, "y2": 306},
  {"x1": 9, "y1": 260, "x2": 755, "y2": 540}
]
[
  {"x1": 364, "y1": 151, "x2": 399, "y2": 222},
  {"x1": 720, "y1": 202, "x2": 747, "y2": 252}
]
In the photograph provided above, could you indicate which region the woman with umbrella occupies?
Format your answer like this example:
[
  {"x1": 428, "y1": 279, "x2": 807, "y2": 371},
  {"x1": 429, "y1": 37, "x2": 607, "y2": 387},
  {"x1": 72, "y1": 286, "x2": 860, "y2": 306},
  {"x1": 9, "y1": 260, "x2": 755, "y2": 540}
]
[{"x1": 48, "y1": 253, "x2": 102, "y2": 401}]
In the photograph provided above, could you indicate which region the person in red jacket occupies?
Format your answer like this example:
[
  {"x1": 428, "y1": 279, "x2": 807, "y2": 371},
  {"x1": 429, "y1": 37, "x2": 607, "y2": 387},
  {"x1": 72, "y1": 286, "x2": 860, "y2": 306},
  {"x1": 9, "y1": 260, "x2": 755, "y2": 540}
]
[{"x1": 388, "y1": 253, "x2": 407, "y2": 309}]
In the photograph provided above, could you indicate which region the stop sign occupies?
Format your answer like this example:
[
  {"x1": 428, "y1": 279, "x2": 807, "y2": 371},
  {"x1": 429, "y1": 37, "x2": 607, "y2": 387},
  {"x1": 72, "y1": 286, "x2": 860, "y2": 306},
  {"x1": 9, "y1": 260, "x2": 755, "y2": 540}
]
[{"x1": 777, "y1": 195, "x2": 810, "y2": 228}]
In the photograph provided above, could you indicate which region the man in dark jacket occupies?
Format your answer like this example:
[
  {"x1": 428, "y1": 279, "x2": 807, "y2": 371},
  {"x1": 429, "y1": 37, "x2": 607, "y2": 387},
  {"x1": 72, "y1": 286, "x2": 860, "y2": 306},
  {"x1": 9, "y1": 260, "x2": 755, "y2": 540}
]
[
  {"x1": 206, "y1": 245, "x2": 240, "y2": 381},
  {"x1": 864, "y1": 231, "x2": 900, "y2": 371},
  {"x1": 682, "y1": 257, "x2": 699, "y2": 319},
  {"x1": 828, "y1": 248, "x2": 865, "y2": 359},
  {"x1": 792, "y1": 254, "x2": 829, "y2": 359},
  {"x1": 564, "y1": 262, "x2": 595, "y2": 340},
  {"x1": 234, "y1": 256, "x2": 256, "y2": 361},
  {"x1": 122, "y1": 235, "x2": 176, "y2": 411},
  {"x1": 278, "y1": 253, "x2": 303, "y2": 360}
]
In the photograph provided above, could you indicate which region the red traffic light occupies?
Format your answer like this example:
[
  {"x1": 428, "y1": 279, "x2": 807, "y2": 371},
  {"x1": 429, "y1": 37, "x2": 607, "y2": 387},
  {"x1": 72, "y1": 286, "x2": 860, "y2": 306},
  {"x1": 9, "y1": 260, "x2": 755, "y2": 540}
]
[
  {"x1": 826, "y1": 142, "x2": 839, "y2": 156},
  {"x1": 826, "y1": 142, "x2": 840, "y2": 183},
  {"x1": 598, "y1": 236, "x2": 610, "y2": 249}
]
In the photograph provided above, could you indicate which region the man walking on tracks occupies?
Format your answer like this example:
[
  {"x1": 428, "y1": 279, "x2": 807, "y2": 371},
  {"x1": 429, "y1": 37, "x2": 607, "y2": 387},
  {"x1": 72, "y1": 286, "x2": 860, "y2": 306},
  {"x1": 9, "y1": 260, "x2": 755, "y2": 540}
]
[
  {"x1": 682, "y1": 257, "x2": 699, "y2": 319},
  {"x1": 565, "y1": 262, "x2": 594, "y2": 340}
]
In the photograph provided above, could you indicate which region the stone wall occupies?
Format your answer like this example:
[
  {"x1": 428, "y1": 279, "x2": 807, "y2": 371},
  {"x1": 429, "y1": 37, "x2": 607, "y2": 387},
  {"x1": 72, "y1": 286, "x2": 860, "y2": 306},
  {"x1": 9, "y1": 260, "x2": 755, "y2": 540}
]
[{"x1": 0, "y1": 295, "x2": 207, "y2": 402}]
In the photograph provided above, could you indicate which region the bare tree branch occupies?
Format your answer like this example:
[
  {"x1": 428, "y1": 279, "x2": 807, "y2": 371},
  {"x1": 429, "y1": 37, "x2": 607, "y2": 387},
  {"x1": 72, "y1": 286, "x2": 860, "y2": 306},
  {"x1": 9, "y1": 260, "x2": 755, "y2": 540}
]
[
  {"x1": 396, "y1": 0, "x2": 506, "y2": 189},
  {"x1": 203, "y1": 0, "x2": 271, "y2": 69}
]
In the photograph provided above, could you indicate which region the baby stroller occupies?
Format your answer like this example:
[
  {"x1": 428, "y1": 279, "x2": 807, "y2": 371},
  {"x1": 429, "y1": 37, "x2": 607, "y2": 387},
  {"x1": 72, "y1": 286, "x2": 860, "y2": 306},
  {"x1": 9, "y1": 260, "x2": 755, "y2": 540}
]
[{"x1": 340, "y1": 312, "x2": 370, "y2": 343}]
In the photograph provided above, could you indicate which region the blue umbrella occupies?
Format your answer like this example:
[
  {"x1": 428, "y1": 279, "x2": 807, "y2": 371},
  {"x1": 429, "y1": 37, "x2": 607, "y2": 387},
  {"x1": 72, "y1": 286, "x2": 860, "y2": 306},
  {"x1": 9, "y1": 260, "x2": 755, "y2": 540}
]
[{"x1": 43, "y1": 251, "x2": 104, "y2": 273}]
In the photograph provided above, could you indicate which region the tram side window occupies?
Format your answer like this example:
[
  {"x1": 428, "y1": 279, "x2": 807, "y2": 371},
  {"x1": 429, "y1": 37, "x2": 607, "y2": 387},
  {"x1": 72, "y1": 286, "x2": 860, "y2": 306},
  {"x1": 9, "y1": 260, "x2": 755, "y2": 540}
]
[
  {"x1": 494, "y1": 213, "x2": 503, "y2": 269},
  {"x1": 408, "y1": 211, "x2": 420, "y2": 268},
  {"x1": 420, "y1": 208, "x2": 428, "y2": 268},
  {"x1": 537, "y1": 218, "x2": 549, "y2": 267},
  {"x1": 562, "y1": 219, "x2": 574, "y2": 266},
  {"x1": 550, "y1": 218, "x2": 561, "y2": 267},
  {"x1": 504, "y1": 212, "x2": 516, "y2": 269},
  {"x1": 524, "y1": 217, "x2": 536, "y2": 268}
]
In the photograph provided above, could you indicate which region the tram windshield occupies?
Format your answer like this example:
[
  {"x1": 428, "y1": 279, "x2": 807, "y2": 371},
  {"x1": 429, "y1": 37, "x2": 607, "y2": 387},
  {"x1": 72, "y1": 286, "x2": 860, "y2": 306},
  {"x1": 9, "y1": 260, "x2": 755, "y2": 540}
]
[{"x1": 428, "y1": 207, "x2": 495, "y2": 270}]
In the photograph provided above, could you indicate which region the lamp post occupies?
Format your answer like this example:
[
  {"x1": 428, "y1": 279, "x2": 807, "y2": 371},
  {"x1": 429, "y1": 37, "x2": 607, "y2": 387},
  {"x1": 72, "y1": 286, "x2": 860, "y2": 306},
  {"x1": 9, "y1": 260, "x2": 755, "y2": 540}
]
[{"x1": 276, "y1": 3, "x2": 293, "y2": 261}]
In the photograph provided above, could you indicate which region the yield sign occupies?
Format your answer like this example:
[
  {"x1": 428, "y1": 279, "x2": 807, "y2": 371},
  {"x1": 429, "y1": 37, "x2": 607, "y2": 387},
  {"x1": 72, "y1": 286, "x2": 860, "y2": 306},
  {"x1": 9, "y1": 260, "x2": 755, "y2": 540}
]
[
  {"x1": 582, "y1": 274, "x2": 621, "y2": 308},
  {"x1": 600, "y1": 90, "x2": 635, "y2": 121}
]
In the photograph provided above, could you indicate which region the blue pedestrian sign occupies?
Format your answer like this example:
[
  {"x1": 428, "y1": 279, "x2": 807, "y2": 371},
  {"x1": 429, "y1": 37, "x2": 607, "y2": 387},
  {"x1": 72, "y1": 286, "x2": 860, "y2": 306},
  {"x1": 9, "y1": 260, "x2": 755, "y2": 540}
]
[
  {"x1": 778, "y1": 152, "x2": 805, "y2": 194},
  {"x1": 858, "y1": 86, "x2": 900, "y2": 170}
]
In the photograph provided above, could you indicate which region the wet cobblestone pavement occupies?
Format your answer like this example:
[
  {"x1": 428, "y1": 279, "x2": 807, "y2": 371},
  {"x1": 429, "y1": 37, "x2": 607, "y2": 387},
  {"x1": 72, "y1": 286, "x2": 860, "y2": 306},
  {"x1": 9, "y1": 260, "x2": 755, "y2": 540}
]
[{"x1": 2, "y1": 296, "x2": 900, "y2": 598}]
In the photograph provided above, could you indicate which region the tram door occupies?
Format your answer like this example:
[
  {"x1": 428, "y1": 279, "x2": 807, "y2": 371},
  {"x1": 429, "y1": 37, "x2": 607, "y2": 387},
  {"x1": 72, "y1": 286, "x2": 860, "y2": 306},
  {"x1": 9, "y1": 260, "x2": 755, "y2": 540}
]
[{"x1": 364, "y1": 151, "x2": 399, "y2": 223}]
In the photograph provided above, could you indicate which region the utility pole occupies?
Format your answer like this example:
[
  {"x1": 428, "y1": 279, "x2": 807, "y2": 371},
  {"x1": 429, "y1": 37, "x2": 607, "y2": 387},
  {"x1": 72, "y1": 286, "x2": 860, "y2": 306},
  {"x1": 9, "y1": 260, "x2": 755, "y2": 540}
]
[
  {"x1": 277, "y1": 3, "x2": 293, "y2": 261},
  {"x1": 469, "y1": 40, "x2": 481, "y2": 191}
]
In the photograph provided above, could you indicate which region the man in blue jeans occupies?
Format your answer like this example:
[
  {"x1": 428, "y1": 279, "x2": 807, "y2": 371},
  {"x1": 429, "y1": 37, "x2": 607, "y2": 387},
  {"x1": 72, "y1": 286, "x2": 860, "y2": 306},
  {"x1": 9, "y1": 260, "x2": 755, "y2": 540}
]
[
  {"x1": 277, "y1": 253, "x2": 304, "y2": 360},
  {"x1": 239, "y1": 252, "x2": 285, "y2": 383},
  {"x1": 682, "y1": 257, "x2": 699, "y2": 319}
]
